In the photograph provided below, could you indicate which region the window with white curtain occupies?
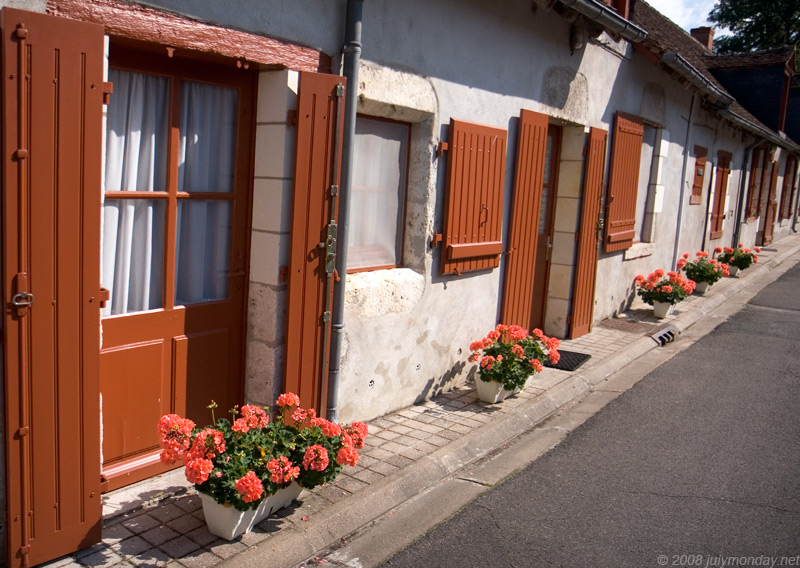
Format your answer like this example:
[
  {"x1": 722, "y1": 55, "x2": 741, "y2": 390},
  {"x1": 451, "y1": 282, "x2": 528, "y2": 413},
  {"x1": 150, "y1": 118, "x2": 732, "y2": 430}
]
[
  {"x1": 348, "y1": 116, "x2": 410, "y2": 271},
  {"x1": 101, "y1": 68, "x2": 238, "y2": 315}
]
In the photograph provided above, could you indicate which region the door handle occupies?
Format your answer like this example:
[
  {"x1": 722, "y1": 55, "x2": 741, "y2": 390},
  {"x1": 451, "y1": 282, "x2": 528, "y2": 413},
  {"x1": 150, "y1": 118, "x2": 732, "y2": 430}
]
[{"x1": 11, "y1": 292, "x2": 34, "y2": 307}]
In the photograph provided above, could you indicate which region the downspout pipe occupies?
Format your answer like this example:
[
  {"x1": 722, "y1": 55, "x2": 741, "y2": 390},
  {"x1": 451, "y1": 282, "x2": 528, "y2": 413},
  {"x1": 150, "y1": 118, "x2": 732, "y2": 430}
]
[
  {"x1": 559, "y1": 0, "x2": 648, "y2": 42},
  {"x1": 327, "y1": 0, "x2": 363, "y2": 422},
  {"x1": 672, "y1": 94, "x2": 697, "y2": 268}
]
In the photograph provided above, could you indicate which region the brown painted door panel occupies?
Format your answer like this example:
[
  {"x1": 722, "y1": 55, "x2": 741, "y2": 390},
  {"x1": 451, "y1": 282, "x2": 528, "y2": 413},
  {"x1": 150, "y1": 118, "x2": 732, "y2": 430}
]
[
  {"x1": 570, "y1": 127, "x2": 608, "y2": 339},
  {"x1": 501, "y1": 110, "x2": 548, "y2": 330},
  {"x1": 284, "y1": 72, "x2": 346, "y2": 414},
  {"x1": 99, "y1": 48, "x2": 254, "y2": 490},
  {"x1": 2, "y1": 8, "x2": 104, "y2": 567}
]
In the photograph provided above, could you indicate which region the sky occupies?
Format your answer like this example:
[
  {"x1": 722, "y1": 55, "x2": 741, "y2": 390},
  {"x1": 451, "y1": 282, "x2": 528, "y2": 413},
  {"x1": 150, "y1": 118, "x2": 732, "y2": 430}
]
[{"x1": 644, "y1": 0, "x2": 724, "y2": 34}]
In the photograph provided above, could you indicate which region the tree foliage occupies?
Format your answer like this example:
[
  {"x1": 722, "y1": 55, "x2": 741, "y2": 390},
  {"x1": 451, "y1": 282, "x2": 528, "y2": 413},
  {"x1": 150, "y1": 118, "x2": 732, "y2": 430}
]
[{"x1": 708, "y1": 0, "x2": 800, "y2": 53}]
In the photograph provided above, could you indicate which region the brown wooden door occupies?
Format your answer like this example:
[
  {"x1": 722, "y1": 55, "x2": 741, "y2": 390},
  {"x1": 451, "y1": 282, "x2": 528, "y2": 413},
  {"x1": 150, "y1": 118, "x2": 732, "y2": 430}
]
[
  {"x1": 98, "y1": 48, "x2": 255, "y2": 490},
  {"x1": 1, "y1": 8, "x2": 104, "y2": 567},
  {"x1": 284, "y1": 72, "x2": 346, "y2": 414},
  {"x1": 570, "y1": 127, "x2": 608, "y2": 339},
  {"x1": 709, "y1": 151, "x2": 732, "y2": 240},
  {"x1": 761, "y1": 161, "x2": 780, "y2": 245},
  {"x1": 502, "y1": 110, "x2": 548, "y2": 330}
]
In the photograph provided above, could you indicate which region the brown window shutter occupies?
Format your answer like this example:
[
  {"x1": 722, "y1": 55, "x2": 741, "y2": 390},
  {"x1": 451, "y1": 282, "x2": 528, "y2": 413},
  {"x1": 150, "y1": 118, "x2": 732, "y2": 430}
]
[
  {"x1": 604, "y1": 112, "x2": 643, "y2": 253},
  {"x1": 690, "y1": 146, "x2": 707, "y2": 205},
  {"x1": 746, "y1": 148, "x2": 764, "y2": 219},
  {"x1": 709, "y1": 151, "x2": 732, "y2": 240},
  {"x1": 779, "y1": 157, "x2": 796, "y2": 220},
  {"x1": 440, "y1": 118, "x2": 508, "y2": 276},
  {"x1": 500, "y1": 109, "x2": 548, "y2": 329},
  {"x1": 570, "y1": 127, "x2": 608, "y2": 339}
]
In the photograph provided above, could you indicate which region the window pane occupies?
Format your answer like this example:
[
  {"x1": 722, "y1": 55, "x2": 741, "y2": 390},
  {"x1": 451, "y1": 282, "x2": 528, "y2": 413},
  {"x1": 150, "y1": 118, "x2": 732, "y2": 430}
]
[
  {"x1": 175, "y1": 200, "x2": 232, "y2": 305},
  {"x1": 101, "y1": 199, "x2": 165, "y2": 315},
  {"x1": 105, "y1": 70, "x2": 169, "y2": 192},
  {"x1": 178, "y1": 81, "x2": 238, "y2": 193},
  {"x1": 539, "y1": 134, "x2": 555, "y2": 235},
  {"x1": 349, "y1": 117, "x2": 409, "y2": 270}
]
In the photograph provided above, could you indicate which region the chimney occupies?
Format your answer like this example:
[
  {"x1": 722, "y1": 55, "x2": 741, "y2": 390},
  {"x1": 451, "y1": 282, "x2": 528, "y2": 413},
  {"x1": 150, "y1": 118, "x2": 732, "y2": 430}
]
[{"x1": 690, "y1": 26, "x2": 715, "y2": 51}]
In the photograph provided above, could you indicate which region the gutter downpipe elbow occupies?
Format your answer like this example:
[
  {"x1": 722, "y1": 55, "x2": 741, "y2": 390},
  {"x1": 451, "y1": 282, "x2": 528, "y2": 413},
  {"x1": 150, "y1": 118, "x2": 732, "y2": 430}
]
[
  {"x1": 327, "y1": 0, "x2": 363, "y2": 422},
  {"x1": 558, "y1": 0, "x2": 648, "y2": 43}
]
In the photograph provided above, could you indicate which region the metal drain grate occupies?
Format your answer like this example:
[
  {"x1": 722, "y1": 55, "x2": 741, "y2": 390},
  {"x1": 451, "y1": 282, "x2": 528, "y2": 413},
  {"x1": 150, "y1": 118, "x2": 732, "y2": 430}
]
[{"x1": 649, "y1": 324, "x2": 679, "y2": 346}]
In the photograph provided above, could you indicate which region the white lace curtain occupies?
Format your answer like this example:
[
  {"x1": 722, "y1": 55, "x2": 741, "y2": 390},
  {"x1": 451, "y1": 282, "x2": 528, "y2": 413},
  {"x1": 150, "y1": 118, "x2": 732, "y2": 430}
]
[{"x1": 101, "y1": 69, "x2": 237, "y2": 315}]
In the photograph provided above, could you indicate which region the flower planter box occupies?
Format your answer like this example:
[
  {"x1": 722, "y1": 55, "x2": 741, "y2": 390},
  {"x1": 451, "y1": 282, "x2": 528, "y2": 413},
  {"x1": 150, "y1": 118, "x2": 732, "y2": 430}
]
[
  {"x1": 693, "y1": 281, "x2": 710, "y2": 295},
  {"x1": 728, "y1": 266, "x2": 740, "y2": 277},
  {"x1": 475, "y1": 378, "x2": 521, "y2": 403},
  {"x1": 200, "y1": 482, "x2": 303, "y2": 540},
  {"x1": 652, "y1": 301, "x2": 672, "y2": 319}
]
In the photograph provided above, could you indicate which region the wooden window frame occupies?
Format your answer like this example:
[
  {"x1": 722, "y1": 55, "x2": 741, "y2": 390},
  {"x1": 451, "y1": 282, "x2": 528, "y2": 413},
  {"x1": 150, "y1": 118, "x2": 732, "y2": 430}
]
[
  {"x1": 346, "y1": 114, "x2": 411, "y2": 274},
  {"x1": 690, "y1": 146, "x2": 708, "y2": 206},
  {"x1": 104, "y1": 44, "x2": 255, "y2": 313}
]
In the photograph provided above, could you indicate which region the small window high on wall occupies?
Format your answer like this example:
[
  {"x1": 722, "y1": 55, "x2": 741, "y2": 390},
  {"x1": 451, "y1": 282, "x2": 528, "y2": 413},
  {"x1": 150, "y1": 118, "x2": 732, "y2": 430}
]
[{"x1": 348, "y1": 116, "x2": 410, "y2": 271}]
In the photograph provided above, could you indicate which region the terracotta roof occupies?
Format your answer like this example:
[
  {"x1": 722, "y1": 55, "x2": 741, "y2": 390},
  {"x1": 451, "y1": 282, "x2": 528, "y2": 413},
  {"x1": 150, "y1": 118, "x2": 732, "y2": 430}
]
[{"x1": 704, "y1": 46, "x2": 796, "y2": 70}]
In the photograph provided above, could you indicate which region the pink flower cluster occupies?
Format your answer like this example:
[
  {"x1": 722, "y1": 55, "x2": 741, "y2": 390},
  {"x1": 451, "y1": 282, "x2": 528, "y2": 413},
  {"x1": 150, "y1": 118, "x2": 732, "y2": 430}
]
[
  {"x1": 302, "y1": 444, "x2": 329, "y2": 471},
  {"x1": 336, "y1": 445, "x2": 360, "y2": 467},
  {"x1": 157, "y1": 414, "x2": 195, "y2": 465},
  {"x1": 342, "y1": 422, "x2": 368, "y2": 450},
  {"x1": 232, "y1": 405, "x2": 269, "y2": 433},
  {"x1": 235, "y1": 471, "x2": 264, "y2": 503},
  {"x1": 267, "y1": 456, "x2": 300, "y2": 485}
]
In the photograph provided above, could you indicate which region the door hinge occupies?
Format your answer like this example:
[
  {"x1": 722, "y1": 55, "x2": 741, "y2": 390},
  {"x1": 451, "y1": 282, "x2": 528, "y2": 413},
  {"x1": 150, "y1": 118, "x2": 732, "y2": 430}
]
[
  {"x1": 102, "y1": 82, "x2": 114, "y2": 105},
  {"x1": 322, "y1": 311, "x2": 331, "y2": 323},
  {"x1": 335, "y1": 83, "x2": 345, "y2": 98},
  {"x1": 436, "y1": 141, "x2": 449, "y2": 157},
  {"x1": 16, "y1": 427, "x2": 29, "y2": 437}
]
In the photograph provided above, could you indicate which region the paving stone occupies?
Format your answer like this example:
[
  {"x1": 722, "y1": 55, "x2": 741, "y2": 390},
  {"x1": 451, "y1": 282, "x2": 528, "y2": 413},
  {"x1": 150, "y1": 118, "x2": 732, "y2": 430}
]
[
  {"x1": 41, "y1": 558, "x2": 84, "y2": 568},
  {"x1": 368, "y1": 461, "x2": 400, "y2": 476},
  {"x1": 404, "y1": 429, "x2": 430, "y2": 441},
  {"x1": 351, "y1": 468, "x2": 385, "y2": 484},
  {"x1": 140, "y1": 526, "x2": 181, "y2": 547},
  {"x1": 238, "y1": 528, "x2": 272, "y2": 547},
  {"x1": 109, "y1": 562, "x2": 136, "y2": 568},
  {"x1": 459, "y1": 418, "x2": 485, "y2": 430},
  {"x1": 385, "y1": 454, "x2": 415, "y2": 468},
  {"x1": 396, "y1": 409, "x2": 419, "y2": 419},
  {"x1": 374, "y1": 429, "x2": 400, "y2": 441},
  {"x1": 399, "y1": 446, "x2": 427, "y2": 460},
  {"x1": 377, "y1": 440, "x2": 407, "y2": 454},
  {"x1": 363, "y1": 436, "x2": 386, "y2": 448},
  {"x1": 313, "y1": 484, "x2": 351, "y2": 505},
  {"x1": 75, "y1": 543, "x2": 110, "y2": 560},
  {"x1": 410, "y1": 413, "x2": 438, "y2": 424},
  {"x1": 173, "y1": 495, "x2": 202, "y2": 514},
  {"x1": 354, "y1": 453, "x2": 378, "y2": 469},
  {"x1": 415, "y1": 422, "x2": 444, "y2": 434},
  {"x1": 424, "y1": 434, "x2": 452, "y2": 448},
  {"x1": 165, "y1": 513, "x2": 205, "y2": 534},
  {"x1": 149, "y1": 503, "x2": 185, "y2": 524},
  {"x1": 78, "y1": 548, "x2": 124, "y2": 568},
  {"x1": 103, "y1": 523, "x2": 135, "y2": 544},
  {"x1": 204, "y1": 540, "x2": 247, "y2": 559},
  {"x1": 158, "y1": 536, "x2": 201, "y2": 558},
  {"x1": 362, "y1": 447, "x2": 393, "y2": 460},
  {"x1": 448, "y1": 423, "x2": 473, "y2": 435},
  {"x1": 387, "y1": 424, "x2": 413, "y2": 435},
  {"x1": 126, "y1": 548, "x2": 173, "y2": 567},
  {"x1": 368, "y1": 418, "x2": 395, "y2": 429},
  {"x1": 112, "y1": 536, "x2": 153, "y2": 558},
  {"x1": 406, "y1": 440, "x2": 437, "y2": 455},
  {"x1": 334, "y1": 475, "x2": 369, "y2": 494},
  {"x1": 121, "y1": 514, "x2": 161, "y2": 535}
]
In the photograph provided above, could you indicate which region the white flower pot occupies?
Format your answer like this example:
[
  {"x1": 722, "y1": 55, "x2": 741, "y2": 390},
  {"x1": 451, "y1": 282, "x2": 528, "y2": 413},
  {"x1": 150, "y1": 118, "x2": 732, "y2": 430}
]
[
  {"x1": 652, "y1": 301, "x2": 672, "y2": 319},
  {"x1": 694, "y1": 281, "x2": 710, "y2": 295},
  {"x1": 475, "y1": 378, "x2": 515, "y2": 403},
  {"x1": 728, "y1": 266, "x2": 740, "y2": 277},
  {"x1": 200, "y1": 481, "x2": 302, "y2": 540}
]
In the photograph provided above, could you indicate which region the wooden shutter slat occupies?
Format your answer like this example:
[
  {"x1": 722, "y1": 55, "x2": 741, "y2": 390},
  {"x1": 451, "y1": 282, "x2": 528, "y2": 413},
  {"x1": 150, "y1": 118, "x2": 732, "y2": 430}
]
[
  {"x1": 709, "y1": 151, "x2": 731, "y2": 240},
  {"x1": 441, "y1": 119, "x2": 507, "y2": 275},
  {"x1": 500, "y1": 110, "x2": 548, "y2": 328},
  {"x1": 604, "y1": 112, "x2": 643, "y2": 253},
  {"x1": 570, "y1": 127, "x2": 607, "y2": 339}
]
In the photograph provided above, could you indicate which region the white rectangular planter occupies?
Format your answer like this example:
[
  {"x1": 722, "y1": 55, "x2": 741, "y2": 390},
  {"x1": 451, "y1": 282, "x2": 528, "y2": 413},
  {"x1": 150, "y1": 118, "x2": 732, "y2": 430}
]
[
  {"x1": 475, "y1": 378, "x2": 524, "y2": 403},
  {"x1": 200, "y1": 482, "x2": 303, "y2": 540}
]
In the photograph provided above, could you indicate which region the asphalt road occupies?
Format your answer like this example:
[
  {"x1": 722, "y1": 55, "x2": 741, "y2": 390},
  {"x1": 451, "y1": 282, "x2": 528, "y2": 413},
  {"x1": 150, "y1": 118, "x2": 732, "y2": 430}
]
[{"x1": 380, "y1": 263, "x2": 800, "y2": 568}]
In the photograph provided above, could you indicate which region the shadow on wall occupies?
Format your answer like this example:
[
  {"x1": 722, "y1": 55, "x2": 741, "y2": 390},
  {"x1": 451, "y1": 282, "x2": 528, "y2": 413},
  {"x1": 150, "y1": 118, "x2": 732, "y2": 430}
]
[
  {"x1": 414, "y1": 360, "x2": 472, "y2": 405},
  {"x1": 540, "y1": 66, "x2": 588, "y2": 119}
]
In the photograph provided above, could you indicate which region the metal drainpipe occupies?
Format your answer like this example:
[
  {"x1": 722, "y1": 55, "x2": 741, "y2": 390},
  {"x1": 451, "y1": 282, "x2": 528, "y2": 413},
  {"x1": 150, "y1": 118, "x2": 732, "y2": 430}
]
[
  {"x1": 327, "y1": 0, "x2": 363, "y2": 422},
  {"x1": 672, "y1": 94, "x2": 696, "y2": 269},
  {"x1": 732, "y1": 140, "x2": 760, "y2": 248}
]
